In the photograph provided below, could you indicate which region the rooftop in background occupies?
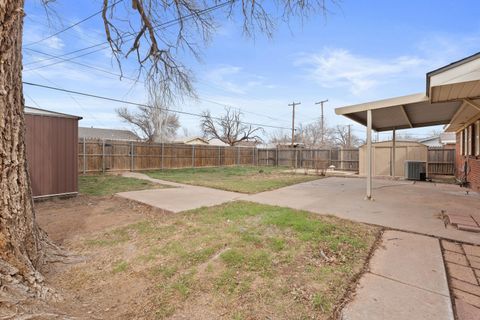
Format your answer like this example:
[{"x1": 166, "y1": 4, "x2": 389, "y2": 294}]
[
  {"x1": 25, "y1": 106, "x2": 82, "y2": 120},
  {"x1": 79, "y1": 127, "x2": 139, "y2": 141}
]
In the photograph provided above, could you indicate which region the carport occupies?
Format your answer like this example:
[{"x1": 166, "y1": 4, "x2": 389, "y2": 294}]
[{"x1": 335, "y1": 52, "x2": 480, "y2": 199}]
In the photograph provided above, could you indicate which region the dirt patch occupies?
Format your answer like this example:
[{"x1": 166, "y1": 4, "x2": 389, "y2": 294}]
[{"x1": 35, "y1": 195, "x2": 153, "y2": 244}]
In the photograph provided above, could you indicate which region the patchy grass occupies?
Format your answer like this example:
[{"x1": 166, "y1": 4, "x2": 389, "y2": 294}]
[
  {"x1": 62, "y1": 201, "x2": 379, "y2": 319},
  {"x1": 79, "y1": 174, "x2": 165, "y2": 196},
  {"x1": 145, "y1": 166, "x2": 321, "y2": 193}
]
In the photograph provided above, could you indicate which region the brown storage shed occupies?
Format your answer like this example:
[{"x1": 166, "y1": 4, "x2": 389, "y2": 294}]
[{"x1": 24, "y1": 107, "x2": 82, "y2": 199}]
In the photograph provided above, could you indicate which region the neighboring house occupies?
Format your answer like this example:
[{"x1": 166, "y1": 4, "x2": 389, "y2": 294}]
[
  {"x1": 440, "y1": 132, "x2": 456, "y2": 148},
  {"x1": 418, "y1": 136, "x2": 443, "y2": 148},
  {"x1": 173, "y1": 136, "x2": 209, "y2": 145},
  {"x1": 25, "y1": 107, "x2": 82, "y2": 198},
  {"x1": 79, "y1": 127, "x2": 140, "y2": 141},
  {"x1": 208, "y1": 138, "x2": 229, "y2": 147},
  {"x1": 418, "y1": 133, "x2": 457, "y2": 148}
]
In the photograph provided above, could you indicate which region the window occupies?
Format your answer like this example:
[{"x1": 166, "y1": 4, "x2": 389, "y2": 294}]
[{"x1": 460, "y1": 130, "x2": 464, "y2": 155}]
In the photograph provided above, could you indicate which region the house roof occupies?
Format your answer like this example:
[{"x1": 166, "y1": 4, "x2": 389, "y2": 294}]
[
  {"x1": 79, "y1": 127, "x2": 139, "y2": 141},
  {"x1": 335, "y1": 52, "x2": 480, "y2": 133},
  {"x1": 25, "y1": 106, "x2": 82, "y2": 119},
  {"x1": 208, "y1": 138, "x2": 229, "y2": 146},
  {"x1": 173, "y1": 136, "x2": 209, "y2": 144}
]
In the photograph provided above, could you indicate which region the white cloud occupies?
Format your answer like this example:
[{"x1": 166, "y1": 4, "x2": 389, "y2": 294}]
[
  {"x1": 43, "y1": 36, "x2": 64, "y2": 50},
  {"x1": 204, "y1": 65, "x2": 276, "y2": 95},
  {"x1": 295, "y1": 48, "x2": 428, "y2": 94}
]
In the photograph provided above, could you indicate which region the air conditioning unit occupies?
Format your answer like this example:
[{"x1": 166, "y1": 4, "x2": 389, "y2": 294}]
[{"x1": 404, "y1": 160, "x2": 426, "y2": 181}]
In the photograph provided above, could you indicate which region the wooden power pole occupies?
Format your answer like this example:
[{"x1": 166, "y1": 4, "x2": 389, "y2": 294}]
[
  {"x1": 288, "y1": 101, "x2": 301, "y2": 147},
  {"x1": 315, "y1": 99, "x2": 328, "y2": 145}
]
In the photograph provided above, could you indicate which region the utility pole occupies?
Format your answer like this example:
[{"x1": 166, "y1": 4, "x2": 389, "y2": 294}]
[
  {"x1": 315, "y1": 99, "x2": 328, "y2": 145},
  {"x1": 288, "y1": 101, "x2": 301, "y2": 147}
]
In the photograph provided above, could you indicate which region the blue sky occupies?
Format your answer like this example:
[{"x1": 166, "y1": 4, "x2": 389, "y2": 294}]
[{"x1": 22, "y1": 0, "x2": 480, "y2": 141}]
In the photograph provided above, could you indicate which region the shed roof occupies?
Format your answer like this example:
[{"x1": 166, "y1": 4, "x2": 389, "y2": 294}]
[{"x1": 25, "y1": 106, "x2": 82, "y2": 119}]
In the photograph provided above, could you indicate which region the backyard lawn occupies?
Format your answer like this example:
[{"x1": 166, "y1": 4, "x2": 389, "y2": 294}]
[
  {"x1": 145, "y1": 166, "x2": 321, "y2": 193},
  {"x1": 37, "y1": 199, "x2": 379, "y2": 319},
  {"x1": 79, "y1": 174, "x2": 167, "y2": 196}
]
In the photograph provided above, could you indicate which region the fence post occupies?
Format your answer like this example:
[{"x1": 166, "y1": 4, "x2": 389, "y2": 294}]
[
  {"x1": 218, "y1": 146, "x2": 221, "y2": 166},
  {"x1": 82, "y1": 137, "x2": 86, "y2": 174},
  {"x1": 276, "y1": 147, "x2": 279, "y2": 167},
  {"x1": 192, "y1": 144, "x2": 195, "y2": 168},
  {"x1": 161, "y1": 143, "x2": 164, "y2": 170},
  {"x1": 295, "y1": 149, "x2": 298, "y2": 168},
  {"x1": 130, "y1": 141, "x2": 134, "y2": 171},
  {"x1": 252, "y1": 147, "x2": 255, "y2": 166},
  {"x1": 237, "y1": 146, "x2": 240, "y2": 166},
  {"x1": 102, "y1": 139, "x2": 105, "y2": 173}
]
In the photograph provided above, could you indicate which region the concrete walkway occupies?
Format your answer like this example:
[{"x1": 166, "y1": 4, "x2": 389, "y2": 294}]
[
  {"x1": 117, "y1": 172, "x2": 242, "y2": 213},
  {"x1": 342, "y1": 230, "x2": 453, "y2": 320},
  {"x1": 242, "y1": 177, "x2": 480, "y2": 244}
]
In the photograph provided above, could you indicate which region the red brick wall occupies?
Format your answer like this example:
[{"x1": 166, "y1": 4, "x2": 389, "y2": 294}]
[{"x1": 456, "y1": 131, "x2": 480, "y2": 192}]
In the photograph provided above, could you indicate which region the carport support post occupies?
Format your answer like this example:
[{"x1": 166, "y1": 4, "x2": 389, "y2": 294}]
[
  {"x1": 392, "y1": 128, "x2": 396, "y2": 177},
  {"x1": 366, "y1": 109, "x2": 373, "y2": 200}
]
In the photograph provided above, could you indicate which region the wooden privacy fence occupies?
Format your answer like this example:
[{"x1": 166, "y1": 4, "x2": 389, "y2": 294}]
[
  {"x1": 427, "y1": 147, "x2": 455, "y2": 175},
  {"x1": 257, "y1": 148, "x2": 359, "y2": 171},
  {"x1": 78, "y1": 139, "x2": 361, "y2": 173}
]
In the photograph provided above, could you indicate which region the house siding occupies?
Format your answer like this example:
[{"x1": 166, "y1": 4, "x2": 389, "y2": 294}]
[{"x1": 455, "y1": 125, "x2": 480, "y2": 192}]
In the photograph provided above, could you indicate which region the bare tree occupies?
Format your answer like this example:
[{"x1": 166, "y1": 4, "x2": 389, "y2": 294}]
[
  {"x1": 332, "y1": 125, "x2": 362, "y2": 148},
  {"x1": 302, "y1": 120, "x2": 335, "y2": 147},
  {"x1": 201, "y1": 108, "x2": 263, "y2": 145},
  {"x1": 0, "y1": 0, "x2": 335, "y2": 306},
  {"x1": 116, "y1": 102, "x2": 180, "y2": 142}
]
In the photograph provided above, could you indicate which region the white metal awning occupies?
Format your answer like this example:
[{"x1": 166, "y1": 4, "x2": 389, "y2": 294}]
[{"x1": 335, "y1": 93, "x2": 462, "y2": 131}]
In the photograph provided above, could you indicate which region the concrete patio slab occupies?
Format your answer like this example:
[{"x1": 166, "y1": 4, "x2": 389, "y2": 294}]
[
  {"x1": 369, "y1": 231, "x2": 449, "y2": 296},
  {"x1": 242, "y1": 177, "x2": 480, "y2": 244},
  {"x1": 341, "y1": 230, "x2": 453, "y2": 320}
]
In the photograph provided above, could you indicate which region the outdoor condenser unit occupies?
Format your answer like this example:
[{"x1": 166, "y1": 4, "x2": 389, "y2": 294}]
[{"x1": 404, "y1": 160, "x2": 426, "y2": 181}]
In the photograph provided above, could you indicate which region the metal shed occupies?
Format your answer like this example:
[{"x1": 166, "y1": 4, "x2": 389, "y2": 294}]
[
  {"x1": 359, "y1": 141, "x2": 427, "y2": 177},
  {"x1": 24, "y1": 106, "x2": 82, "y2": 199}
]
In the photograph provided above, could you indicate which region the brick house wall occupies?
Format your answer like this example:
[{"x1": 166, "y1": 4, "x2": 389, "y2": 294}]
[{"x1": 456, "y1": 126, "x2": 480, "y2": 192}]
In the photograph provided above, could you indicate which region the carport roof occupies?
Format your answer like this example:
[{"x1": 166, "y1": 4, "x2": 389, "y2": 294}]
[
  {"x1": 334, "y1": 93, "x2": 462, "y2": 132},
  {"x1": 335, "y1": 52, "x2": 480, "y2": 132}
]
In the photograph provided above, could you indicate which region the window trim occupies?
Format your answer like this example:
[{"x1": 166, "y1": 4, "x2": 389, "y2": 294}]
[{"x1": 476, "y1": 120, "x2": 480, "y2": 156}]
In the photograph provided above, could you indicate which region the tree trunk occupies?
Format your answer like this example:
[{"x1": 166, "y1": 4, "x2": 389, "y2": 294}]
[{"x1": 0, "y1": 0, "x2": 54, "y2": 301}]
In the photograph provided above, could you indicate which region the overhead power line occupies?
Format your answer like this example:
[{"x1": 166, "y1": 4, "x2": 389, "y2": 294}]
[
  {"x1": 24, "y1": 1, "x2": 232, "y2": 68},
  {"x1": 23, "y1": 81, "x2": 291, "y2": 130},
  {"x1": 25, "y1": 0, "x2": 125, "y2": 47},
  {"x1": 23, "y1": 49, "x2": 289, "y2": 125}
]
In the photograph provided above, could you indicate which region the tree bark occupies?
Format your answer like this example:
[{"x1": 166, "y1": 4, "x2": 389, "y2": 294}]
[{"x1": 0, "y1": 0, "x2": 54, "y2": 300}]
